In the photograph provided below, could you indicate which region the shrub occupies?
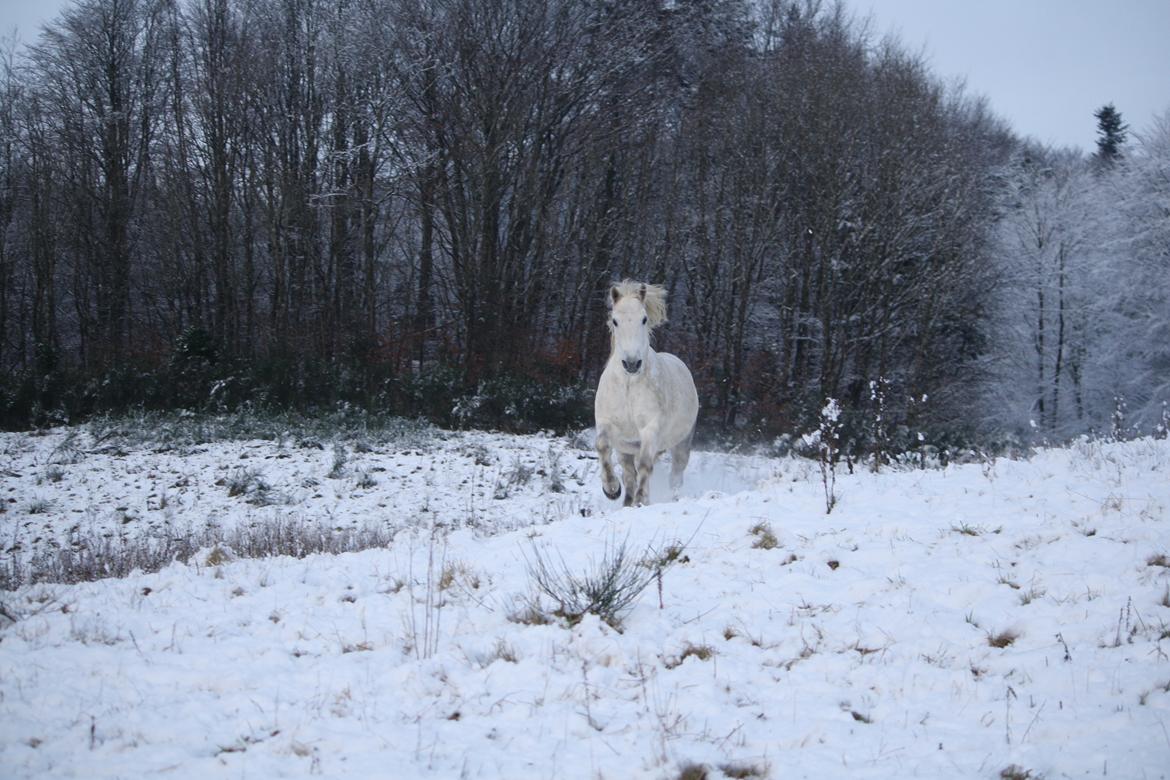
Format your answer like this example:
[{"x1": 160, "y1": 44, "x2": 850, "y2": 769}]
[{"x1": 523, "y1": 536, "x2": 674, "y2": 629}]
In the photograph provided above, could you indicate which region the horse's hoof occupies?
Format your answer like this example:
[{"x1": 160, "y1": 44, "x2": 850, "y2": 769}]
[
  {"x1": 603, "y1": 483, "x2": 621, "y2": 500},
  {"x1": 622, "y1": 496, "x2": 634, "y2": 508}
]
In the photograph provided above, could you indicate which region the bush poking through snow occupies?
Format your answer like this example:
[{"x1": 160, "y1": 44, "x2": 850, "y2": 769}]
[
  {"x1": 523, "y1": 536, "x2": 673, "y2": 629},
  {"x1": 224, "y1": 467, "x2": 272, "y2": 504},
  {"x1": 328, "y1": 442, "x2": 348, "y2": 479},
  {"x1": 803, "y1": 398, "x2": 843, "y2": 513},
  {"x1": 868, "y1": 377, "x2": 891, "y2": 473},
  {"x1": 545, "y1": 446, "x2": 566, "y2": 493},
  {"x1": 26, "y1": 499, "x2": 52, "y2": 515},
  {"x1": 999, "y1": 765, "x2": 1039, "y2": 780}
]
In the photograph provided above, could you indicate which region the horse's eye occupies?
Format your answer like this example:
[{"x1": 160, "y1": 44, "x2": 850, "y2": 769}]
[
  {"x1": 642, "y1": 316, "x2": 647, "y2": 325},
  {"x1": 612, "y1": 319, "x2": 618, "y2": 327}
]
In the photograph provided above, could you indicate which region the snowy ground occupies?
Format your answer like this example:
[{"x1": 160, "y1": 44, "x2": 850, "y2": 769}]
[{"x1": 1, "y1": 425, "x2": 1169, "y2": 779}]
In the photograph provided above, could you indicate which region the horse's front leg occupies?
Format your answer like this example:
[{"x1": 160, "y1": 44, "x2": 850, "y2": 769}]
[
  {"x1": 596, "y1": 427, "x2": 621, "y2": 500},
  {"x1": 619, "y1": 453, "x2": 637, "y2": 507},
  {"x1": 634, "y1": 427, "x2": 660, "y2": 506}
]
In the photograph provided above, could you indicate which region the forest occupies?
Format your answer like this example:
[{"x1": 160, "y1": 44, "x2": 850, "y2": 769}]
[{"x1": 0, "y1": 0, "x2": 1166, "y2": 445}]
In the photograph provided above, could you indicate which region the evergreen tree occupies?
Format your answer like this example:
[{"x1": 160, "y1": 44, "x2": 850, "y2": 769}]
[{"x1": 1094, "y1": 103, "x2": 1128, "y2": 163}]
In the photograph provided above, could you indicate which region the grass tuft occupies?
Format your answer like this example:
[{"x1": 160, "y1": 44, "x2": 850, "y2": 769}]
[
  {"x1": 1018, "y1": 586, "x2": 1046, "y2": 606},
  {"x1": 719, "y1": 761, "x2": 768, "y2": 778},
  {"x1": 987, "y1": 628, "x2": 1020, "y2": 648},
  {"x1": 487, "y1": 638, "x2": 518, "y2": 664},
  {"x1": 1138, "y1": 680, "x2": 1170, "y2": 705},
  {"x1": 666, "y1": 642, "x2": 715, "y2": 669},
  {"x1": 507, "y1": 603, "x2": 554, "y2": 626},
  {"x1": 26, "y1": 499, "x2": 53, "y2": 515},
  {"x1": 676, "y1": 763, "x2": 708, "y2": 780},
  {"x1": 750, "y1": 522, "x2": 779, "y2": 550}
]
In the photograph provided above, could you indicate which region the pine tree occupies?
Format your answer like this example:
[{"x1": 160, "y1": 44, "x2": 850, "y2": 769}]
[{"x1": 1094, "y1": 103, "x2": 1128, "y2": 164}]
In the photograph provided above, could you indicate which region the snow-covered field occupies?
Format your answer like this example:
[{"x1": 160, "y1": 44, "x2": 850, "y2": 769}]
[{"x1": 1, "y1": 424, "x2": 1169, "y2": 779}]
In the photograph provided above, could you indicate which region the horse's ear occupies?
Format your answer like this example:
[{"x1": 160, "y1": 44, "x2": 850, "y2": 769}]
[
  {"x1": 610, "y1": 285, "x2": 621, "y2": 306},
  {"x1": 637, "y1": 284, "x2": 646, "y2": 302}
]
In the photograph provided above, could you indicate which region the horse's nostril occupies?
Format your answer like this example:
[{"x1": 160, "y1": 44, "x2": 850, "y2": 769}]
[{"x1": 622, "y1": 359, "x2": 642, "y2": 374}]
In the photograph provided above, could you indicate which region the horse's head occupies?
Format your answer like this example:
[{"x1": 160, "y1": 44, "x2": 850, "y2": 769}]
[{"x1": 608, "y1": 280, "x2": 667, "y2": 376}]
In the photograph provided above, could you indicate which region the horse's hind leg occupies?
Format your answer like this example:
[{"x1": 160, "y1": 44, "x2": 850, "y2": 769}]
[
  {"x1": 596, "y1": 428, "x2": 621, "y2": 500},
  {"x1": 669, "y1": 429, "x2": 694, "y2": 498},
  {"x1": 619, "y1": 453, "x2": 637, "y2": 507}
]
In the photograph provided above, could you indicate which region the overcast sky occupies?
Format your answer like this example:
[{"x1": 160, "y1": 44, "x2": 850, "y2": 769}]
[
  {"x1": 843, "y1": 0, "x2": 1170, "y2": 151},
  {"x1": 3, "y1": 0, "x2": 1168, "y2": 152}
]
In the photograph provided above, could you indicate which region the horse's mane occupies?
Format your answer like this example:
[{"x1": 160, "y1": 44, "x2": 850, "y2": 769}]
[{"x1": 610, "y1": 279, "x2": 668, "y2": 329}]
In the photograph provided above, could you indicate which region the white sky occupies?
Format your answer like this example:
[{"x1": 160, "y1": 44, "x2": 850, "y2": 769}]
[
  {"x1": 844, "y1": 0, "x2": 1170, "y2": 151},
  {"x1": 3, "y1": 0, "x2": 1169, "y2": 152},
  {"x1": 0, "y1": 0, "x2": 65, "y2": 45}
]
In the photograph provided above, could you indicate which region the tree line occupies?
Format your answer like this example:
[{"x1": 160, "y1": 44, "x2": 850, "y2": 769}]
[
  {"x1": 989, "y1": 105, "x2": 1170, "y2": 439},
  {"x1": 0, "y1": 0, "x2": 1164, "y2": 443}
]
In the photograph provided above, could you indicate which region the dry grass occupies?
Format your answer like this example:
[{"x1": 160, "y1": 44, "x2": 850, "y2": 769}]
[
  {"x1": 996, "y1": 573, "x2": 1021, "y2": 590},
  {"x1": 507, "y1": 603, "x2": 554, "y2": 626},
  {"x1": 1, "y1": 516, "x2": 396, "y2": 590},
  {"x1": 749, "y1": 522, "x2": 779, "y2": 550},
  {"x1": 1138, "y1": 680, "x2": 1170, "y2": 705},
  {"x1": 1018, "y1": 586, "x2": 1046, "y2": 606},
  {"x1": 987, "y1": 628, "x2": 1020, "y2": 648},
  {"x1": 666, "y1": 642, "x2": 715, "y2": 669},
  {"x1": 951, "y1": 522, "x2": 982, "y2": 536},
  {"x1": 719, "y1": 761, "x2": 768, "y2": 778},
  {"x1": 487, "y1": 638, "x2": 518, "y2": 664}
]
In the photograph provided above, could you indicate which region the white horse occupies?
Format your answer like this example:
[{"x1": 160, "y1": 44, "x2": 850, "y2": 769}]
[{"x1": 595, "y1": 280, "x2": 699, "y2": 506}]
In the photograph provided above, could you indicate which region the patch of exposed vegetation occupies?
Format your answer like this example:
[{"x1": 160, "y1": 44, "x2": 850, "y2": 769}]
[
  {"x1": 750, "y1": 522, "x2": 779, "y2": 550},
  {"x1": 988, "y1": 628, "x2": 1020, "y2": 648},
  {"x1": 1, "y1": 516, "x2": 396, "y2": 589}
]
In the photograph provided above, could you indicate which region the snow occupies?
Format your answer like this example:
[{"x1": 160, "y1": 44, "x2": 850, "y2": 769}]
[{"x1": 2, "y1": 427, "x2": 1169, "y2": 778}]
